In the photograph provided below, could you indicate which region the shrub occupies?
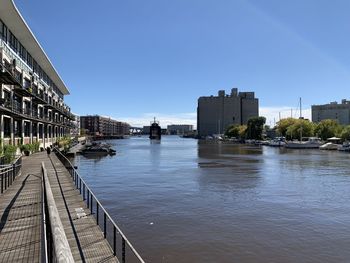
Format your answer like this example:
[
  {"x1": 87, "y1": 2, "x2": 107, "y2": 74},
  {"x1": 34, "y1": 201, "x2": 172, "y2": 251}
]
[{"x1": 3, "y1": 145, "x2": 17, "y2": 164}]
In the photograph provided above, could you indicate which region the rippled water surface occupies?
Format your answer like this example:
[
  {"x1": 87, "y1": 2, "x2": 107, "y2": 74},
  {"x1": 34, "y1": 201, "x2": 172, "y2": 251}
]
[{"x1": 74, "y1": 136, "x2": 350, "y2": 263}]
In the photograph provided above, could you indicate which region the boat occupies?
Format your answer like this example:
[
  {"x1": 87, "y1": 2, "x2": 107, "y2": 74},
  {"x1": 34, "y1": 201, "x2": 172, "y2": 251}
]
[
  {"x1": 285, "y1": 137, "x2": 323, "y2": 149},
  {"x1": 338, "y1": 141, "x2": 350, "y2": 152},
  {"x1": 285, "y1": 98, "x2": 323, "y2": 149},
  {"x1": 320, "y1": 137, "x2": 341, "y2": 150},
  {"x1": 268, "y1": 137, "x2": 286, "y2": 147},
  {"x1": 81, "y1": 142, "x2": 116, "y2": 155},
  {"x1": 149, "y1": 117, "x2": 161, "y2": 140}
]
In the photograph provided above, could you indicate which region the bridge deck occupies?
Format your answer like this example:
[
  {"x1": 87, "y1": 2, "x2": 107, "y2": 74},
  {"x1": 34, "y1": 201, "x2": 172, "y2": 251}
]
[
  {"x1": 0, "y1": 152, "x2": 118, "y2": 262},
  {"x1": 0, "y1": 154, "x2": 42, "y2": 263}
]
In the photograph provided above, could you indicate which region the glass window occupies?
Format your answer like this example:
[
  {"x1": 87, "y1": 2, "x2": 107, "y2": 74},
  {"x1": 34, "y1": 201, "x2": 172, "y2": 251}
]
[{"x1": 4, "y1": 117, "x2": 11, "y2": 138}]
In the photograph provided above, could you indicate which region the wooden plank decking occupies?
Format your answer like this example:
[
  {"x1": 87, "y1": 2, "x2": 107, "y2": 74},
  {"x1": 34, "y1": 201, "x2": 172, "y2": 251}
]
[
  {"x1": 0, "y1": 152, "x2": 118, "y2": 262},
  {"x1": 0, "y1": 154, "x2": 42, "y2": 263}
]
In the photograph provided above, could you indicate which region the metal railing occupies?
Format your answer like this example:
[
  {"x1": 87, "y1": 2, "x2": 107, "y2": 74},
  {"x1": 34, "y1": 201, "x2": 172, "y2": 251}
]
[
  {"x1": 0, "y1": 156, "x2": 22, "y2": 194},
  {"x1": 53, "y1": 148, "x2": 145, "y2": 263}
]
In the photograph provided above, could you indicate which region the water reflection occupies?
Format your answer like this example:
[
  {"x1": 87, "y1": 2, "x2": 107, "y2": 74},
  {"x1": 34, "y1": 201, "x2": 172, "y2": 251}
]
[{"x1": 74, "y1": 136, "x2": 350, "y2": 263}]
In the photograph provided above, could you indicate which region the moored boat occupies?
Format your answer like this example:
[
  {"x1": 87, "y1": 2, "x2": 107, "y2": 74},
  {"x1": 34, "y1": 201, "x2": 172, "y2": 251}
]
[{"x1": 285, "y1": 137, "x2": 322, "y2": 149}]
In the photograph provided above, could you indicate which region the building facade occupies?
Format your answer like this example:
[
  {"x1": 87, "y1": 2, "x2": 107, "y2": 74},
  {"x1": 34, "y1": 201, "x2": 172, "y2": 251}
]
[
  {"x1": 312, "y1": 99, "x2": 350, "y2": 125},
  {"x1": 167, "y1": 124, "x2": 194, "y2": 135},
  {"x1": 0, "y1": 0, "x2": 73, "y2": 149},
  {"x1": 197, "y1": 88, "x2": 259, "y2": 137},
  {"x1": 80, "y1": 115, "x2": 130, "y2": 137}
]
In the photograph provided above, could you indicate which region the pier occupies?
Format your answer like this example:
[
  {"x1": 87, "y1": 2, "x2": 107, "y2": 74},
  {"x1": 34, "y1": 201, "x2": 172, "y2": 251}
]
[{"x1": 0, "y1": 151, "x2": 144, "y2": 262}]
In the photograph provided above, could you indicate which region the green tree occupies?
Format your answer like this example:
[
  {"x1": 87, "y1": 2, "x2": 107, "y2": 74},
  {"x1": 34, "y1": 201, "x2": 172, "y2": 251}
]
[
  {"x1": 238, "y1": 125, "x2": 247, "y2": 139},
  {"x1": 246, "y1": 117, "x2": 266, "y2": 140},
  {"x1": 314, "y1": 119, "x2": 342, "y2": 140},
  {"x1": 225, "y1": 124, "x2": 247, "y2": 139},
  {"x1": 276, "y1": 118, "x2": 298, "y2": 137},
  {"x1": 225, "y1": 124, "x2": 240, "y2": 138},
  {"x1": 340, "y1": 125, "x2": 350, "y2": 141},
  {"x1": 286, "y1": 119, "x2": 315, "y2": 140}
]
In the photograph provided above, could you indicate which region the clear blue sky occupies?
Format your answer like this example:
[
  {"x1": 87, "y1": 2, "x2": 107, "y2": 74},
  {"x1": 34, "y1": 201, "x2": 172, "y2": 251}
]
[{"x1": 16, "y1": 0, "x2": 350, "y2": 127}]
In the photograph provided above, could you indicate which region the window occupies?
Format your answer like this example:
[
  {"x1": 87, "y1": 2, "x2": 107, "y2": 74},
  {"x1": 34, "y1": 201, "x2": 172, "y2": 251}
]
[
  {"x1": 38, "y1": 124, "x2": 43, "y2": 139},
  {"x1": 24, "y1": 121, "x2": 30, "y2": 137},
  {"x1": 4, "y1": 117, "x2": 11, "y2": 138},
  {"x1": 14, "y1": 119, "x2": 21, "y2": 137},
  {"x1": 32, "y1": 123, "x2": 37, "y2": 137}
]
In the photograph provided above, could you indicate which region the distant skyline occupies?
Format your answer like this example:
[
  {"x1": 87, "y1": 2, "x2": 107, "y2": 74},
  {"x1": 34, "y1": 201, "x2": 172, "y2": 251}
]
[{"x1": 15, "y1": 0, "x2": 350, "y2": 128}]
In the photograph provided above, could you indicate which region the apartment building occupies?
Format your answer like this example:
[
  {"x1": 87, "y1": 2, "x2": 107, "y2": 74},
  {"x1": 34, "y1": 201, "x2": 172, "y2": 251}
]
[
  {"x1": 312, "y1": 99, "x2": 350, "y2": 125},
  {"x1": 80, "y1": 115, "x2": 130, "y2": 137},
  {"x1": 0, "y1": 0, "x2": 74, "y2": 148},
  {"x1": 197, "y1": 88, "x2": 259, "y2": 137}
]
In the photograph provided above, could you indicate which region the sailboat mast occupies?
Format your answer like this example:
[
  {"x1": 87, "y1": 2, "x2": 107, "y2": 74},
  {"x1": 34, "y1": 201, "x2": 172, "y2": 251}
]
[{"x1": 299, "y1": 97, "x2": 302, "y2": 142}]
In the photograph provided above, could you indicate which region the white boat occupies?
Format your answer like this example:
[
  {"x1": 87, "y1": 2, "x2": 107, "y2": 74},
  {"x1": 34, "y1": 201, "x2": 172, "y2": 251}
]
[
  {"x1": 320, "y1": 137, "x2": 341, "y2": 150},
  {"x1": 338, "y1": 141, "x2": 350, "y2": 152},
  {"x1": 269, "y1": 137, "x2": 286, "y2": 147},
  {"x1": 285, "y1": 137, "x2": 323, "y2": 149},
  {"x1": 320, "y1": 142, "x2": 339, "y2": 150}
]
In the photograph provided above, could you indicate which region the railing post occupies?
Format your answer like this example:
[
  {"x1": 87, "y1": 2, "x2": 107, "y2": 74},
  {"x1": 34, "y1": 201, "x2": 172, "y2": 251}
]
[
  {"x1": 90, "y1": 194, "x2": 93, "y2": 214},
  {"x1": 83, "y1": 184, "x2": 85, "y2": 201},
  {"x1": 1, "y1": 174, "x2": 3, "y2": 193},
  {"x1": 87, "y1": 190, "x2": 90, "y2": 208},
  {"x1": 12, "y1": 163, "x2": 15, "y2": 181},
  {"x1": 122, "y1": 238, "x2": 126, "y2": 263},
  {"x1": 103, "y1": 213, "x2": 106, "y2": 238},
  {"x1": 5, "y1": 170, "x2": 7, "y2": 190},
  {"x1": 96, "y1": 204, "x2": 99, "y2": 225},
  {"x1": 79, "y1": 178, "x2": 82, "y2": 194},
  {"x1": 113, "y1": 227, "x2": 116, "y2": 256}
]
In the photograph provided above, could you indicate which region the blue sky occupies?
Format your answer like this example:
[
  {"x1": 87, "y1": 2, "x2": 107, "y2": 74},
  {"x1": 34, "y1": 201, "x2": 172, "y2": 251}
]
[{"x1": 16, "y1": 0, "x2": 350, "y2": 127}]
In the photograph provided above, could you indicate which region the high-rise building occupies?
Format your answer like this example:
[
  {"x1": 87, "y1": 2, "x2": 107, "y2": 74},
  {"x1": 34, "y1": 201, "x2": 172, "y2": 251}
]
[
  {"x1": 167, "y1": 124, "x2": 193, "y2": 135},
  {"x1": 197, "y1": 88, "x2": 259, "y2": 137},
  {"x1": 80, "y1": 115, "x2": 130, "y2": 137},
  {"x1": 0, "y1": 0, "x2": 74, "y2": 148},
  {"x1": 312, "y1": 99, "x2": 350, "y2": 125}
]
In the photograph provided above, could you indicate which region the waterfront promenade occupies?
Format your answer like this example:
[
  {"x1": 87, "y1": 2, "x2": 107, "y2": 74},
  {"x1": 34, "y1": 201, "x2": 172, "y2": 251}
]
[{"x1": 0, "y1": 152, "x2": 118, "y2": 262}]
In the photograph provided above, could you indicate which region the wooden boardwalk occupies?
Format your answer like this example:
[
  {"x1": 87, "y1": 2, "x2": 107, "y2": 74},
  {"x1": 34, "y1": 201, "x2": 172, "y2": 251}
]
[
  {"x1": 0, "y1": 154, "x2": 42, "y2": 263},
  {"x1": 0, "y1": 152, "x2": 118, "y2": 262}
]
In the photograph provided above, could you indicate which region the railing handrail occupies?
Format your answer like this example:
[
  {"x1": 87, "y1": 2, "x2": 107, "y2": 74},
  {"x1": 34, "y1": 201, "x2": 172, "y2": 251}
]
[
  {"x1": 53, "y1": 148, "x2": 145, "y2": 263},
  {"x1": 41, "y1": 162, "x2": 74, "y2": 263}
]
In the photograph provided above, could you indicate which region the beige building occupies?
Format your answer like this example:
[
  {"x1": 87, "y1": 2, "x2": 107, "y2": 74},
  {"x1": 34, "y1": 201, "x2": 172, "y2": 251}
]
[
  {"x1": 0, "y1": 1, "x2": 74, "y2": 149},
  {"x1": 197, "y1": 88, "x2": 259, "y2": 137},
  {"x1": 167, "y1": 124, "x2": 193, "y2": 135},
  {"x1": 312, "y1": 99, "x2": 350, "y2": 125},
  {"x1": 80, "y1": 115, "x2": 130, "y2": 136}
]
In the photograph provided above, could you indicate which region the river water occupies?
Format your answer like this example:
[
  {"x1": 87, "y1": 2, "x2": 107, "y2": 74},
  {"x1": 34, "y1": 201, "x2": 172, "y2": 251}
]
[{"x1": 73, "y1": 136, "x2": 350, "y2": 263}]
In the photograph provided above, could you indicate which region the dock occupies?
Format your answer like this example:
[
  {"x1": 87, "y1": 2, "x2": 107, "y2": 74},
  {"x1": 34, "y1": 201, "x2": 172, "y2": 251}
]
[{"x1": 0, "y1": 151, "x2": 144, "y2": 262}]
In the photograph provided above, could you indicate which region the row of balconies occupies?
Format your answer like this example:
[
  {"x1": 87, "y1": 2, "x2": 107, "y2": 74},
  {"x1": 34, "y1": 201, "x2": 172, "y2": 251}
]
[
  {"x1": 0, "y1": 44, "x2": 74, "y2": 120},
  {"x1": 0, "y1": 98, "x2": 74, "y2": 127}
]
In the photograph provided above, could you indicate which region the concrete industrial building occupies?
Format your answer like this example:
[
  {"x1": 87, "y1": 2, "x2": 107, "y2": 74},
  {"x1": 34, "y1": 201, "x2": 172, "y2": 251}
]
[
  {"x1": 312, "y1": 99, "x2": 350, "y2": 125},
  {"x1": 197, "y1": 88, "x2": 259, "y2": 137},
  {"x1": 80, "y1": 115, "x2": 130, "y2": 137},
  {"x1": 167, "y1": 124, "x2": 193, "y2": 135},
  {"x1": 0, "y1": 1, "x2": 74, "y2": 149}
]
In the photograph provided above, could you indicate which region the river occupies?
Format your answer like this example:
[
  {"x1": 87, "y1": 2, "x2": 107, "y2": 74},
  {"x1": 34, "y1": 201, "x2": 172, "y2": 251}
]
[{"x1": 73, "y1": 136, "x2": 350, "y2": 263}]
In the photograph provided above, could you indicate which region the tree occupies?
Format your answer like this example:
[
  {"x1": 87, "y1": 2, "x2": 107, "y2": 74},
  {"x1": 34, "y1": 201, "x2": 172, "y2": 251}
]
[
  {"x1": 340, "y1": 125, "x2": 350, "y2": 141},
  {"x1": 276, "y1": 118, "x2": 297, "y2": 137},
  {"x1": 238, "y1": 125, "x2": 247, "y2": 139},
  {"x1": 225, "y1": 124, "x2": 247, "y2": 139},
  {"x1": 314, "y1": 119, "x2": 342, "y2": 140},
  {"x1": 286, "y1": 119, "x2": 315, "y2": 140},
  {"x1": 225, "y1": 124, "x2": 240, "y2": 138},
  {"x1": 246, "y1": 117, "x2": 266, "y2": 140}
]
